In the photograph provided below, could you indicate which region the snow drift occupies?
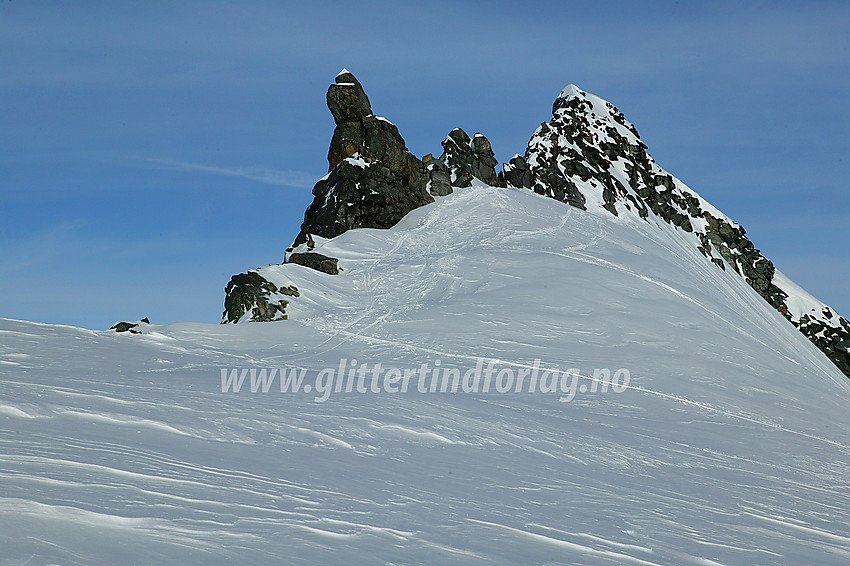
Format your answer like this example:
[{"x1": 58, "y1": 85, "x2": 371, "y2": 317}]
[{"x1": 3, "y1": 184, "x2": 850, "y2": 564}]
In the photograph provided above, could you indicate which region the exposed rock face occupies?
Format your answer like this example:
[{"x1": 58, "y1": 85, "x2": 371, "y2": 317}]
[
  {"x1": 422, "y1": 154, "x2": 452, "y2": 196},
  {"x1": 294, "y1": 71, "x2": 434, "y2": 247},
  {"x1": 510, "y1": 83, "x2": 849, "y2": 378},
  {"x1": 699, "y1": 214, "x2": 787, "y2": 310},
  {"x1": 326, "y1": 69, "x2": 372, "y2": 126},
  {"x1": 439, "y1": 128, "x2": 502, "y2": 187},
  {"x1": 795, "y1": 310, "x2": 850, "y2": 377},
  {"x1": 110, "y1": 318, "x2": 150, "y2": 333},
  {"x1": 288, "y1": 252, "x2": 339, "y2": 275},
  {"x1": 225, "y1": 70, "x2": 438, "y2": 323},
  {"x1": 222, "y1": 271, "x2": 299, "y2": 323},
  {"x1": 503, "y1": 154, "x2": 532, "y2": 190}
]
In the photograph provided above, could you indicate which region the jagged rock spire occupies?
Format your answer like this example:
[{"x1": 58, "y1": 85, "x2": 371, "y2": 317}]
[
  {"x1": 439, "y1": 128, "x2": 501, "y2": 187},
  {"x1": 294, "y1": 70, "x2": 434, "y2": 247},
  {"x1": 326, "y1": 70, "x2": 372, "y2": 125}
]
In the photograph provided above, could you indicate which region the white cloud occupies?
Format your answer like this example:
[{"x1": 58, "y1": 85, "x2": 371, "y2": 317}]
[{"x1": 136, "y1": 158, "x2": 318, "y2": 189}]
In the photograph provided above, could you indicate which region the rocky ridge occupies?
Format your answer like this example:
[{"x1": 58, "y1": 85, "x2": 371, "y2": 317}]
[
  {"x1": 222, "y1": 71, "x2": 500, "y2": 324},
  {"x1": 222, "y1": 72, "x2": 849, "y2": 379},
  {"x1": 502, "y1": 84, "x2": 848, "y2": 377}
]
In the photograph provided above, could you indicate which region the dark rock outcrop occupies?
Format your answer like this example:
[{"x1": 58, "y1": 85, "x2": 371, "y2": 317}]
[
  {"x1": 223, "y1": 272, "x2": 299, "y2": 323},
  {"x1": 295, "y1": 154, "x2": 432, "y2": 246},
  {"x1": 288, "y1": 252, "x2": 340, "y2": 275},
  {"x1": 326, "y1": 69, "x2": 372, "y2": 126},
  {"x1": 422, "y1": 154, "x2": 452, "y2": 196},
  {"x1": 224, "y1": 70, "x2": 437, "y2": 323},
  {"x1": 699, "y1": 214, "x2": 787, "y2": 310},
  {"x1": 439, "y1": 128, "x2": 502, "y2": 187},
  {"x1": 110, "y1": 318, "x2": 150, "y2": 334},
  {"x1": 796, "y1": 311, "x2": 850, "y2": 377},
  {"x1": 294, "y1": 70, "x2": 433, "y2": 247},
  {"x1": 503, "y1": 155, "x2": 532, "y2": 189}
]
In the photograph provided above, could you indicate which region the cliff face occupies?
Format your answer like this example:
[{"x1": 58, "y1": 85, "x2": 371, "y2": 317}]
[
  {"x1": 221, "y1": 72, "x2": 849, "y2": 380},
  {"x1": 292, "y1": 70, "x2": 434, "y2": 247}
]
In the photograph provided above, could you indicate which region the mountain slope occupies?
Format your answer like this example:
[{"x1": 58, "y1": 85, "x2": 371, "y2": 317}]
[
  {"x1": 3, "y1": 186, "x2": 850, "y2": 565},
  {"x1": 225, "y1": 73, "x2": 849, "y2": 379},
  {"x1": 503, "y1": 83, "x2": 850, "y2": 377}
]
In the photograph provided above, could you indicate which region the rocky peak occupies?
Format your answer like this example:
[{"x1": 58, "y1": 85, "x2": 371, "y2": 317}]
[
  {"x1": 220, "y1": 74, "x2": 850, "y2": 379},
  {"x1": 326, "y1": 70, "x2": 372, "y2": 126},
  {"x1": 439, "y1": 128, "x2": 502, "y2": 187},
  {"x1": 553, "y1": 84, "x2": 642, "y2": 143},
  {"x1": 295, "y1": 70, "x2": 434, "y2": 247},
  {"x1": 506, "y1": 83, "x2": 849, "y2": 378},
  {"x1": 325, "y1": 70, "x2": 373, "y2": 172}
]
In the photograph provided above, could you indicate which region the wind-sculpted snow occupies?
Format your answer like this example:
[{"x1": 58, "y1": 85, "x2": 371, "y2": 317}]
[
  {"x1": 505, "y1": 84, "x2": 850, "y2": 377},
  {"x1": 3, "y1": 187, "x2": 850, "y2": 564}
]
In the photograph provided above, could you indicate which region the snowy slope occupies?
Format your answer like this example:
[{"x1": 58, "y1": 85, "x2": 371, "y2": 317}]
[
  {"x1": 506, "y1": 84, "x2": 850, "y2": 377},
  {"x1": 3, "y1": 185, "x2": 850, "y2": 565}
]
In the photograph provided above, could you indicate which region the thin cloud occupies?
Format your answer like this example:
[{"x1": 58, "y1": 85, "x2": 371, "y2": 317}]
[{"x1": 137, "y1": 158, "x2": 318, "y2": 189}]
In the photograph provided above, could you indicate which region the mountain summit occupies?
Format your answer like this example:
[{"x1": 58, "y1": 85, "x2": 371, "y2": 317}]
[
  {"x1": 223, "y1": 71, "x2": 849, "y2": 379},
  {"x1": 6, "y1": 71, "x2": 850, "y2": 565}
]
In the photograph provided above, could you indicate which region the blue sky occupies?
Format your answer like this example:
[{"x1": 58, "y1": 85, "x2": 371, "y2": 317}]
[{"x1": 1, "y1": 1, "x2": 847, "y2": 329}]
